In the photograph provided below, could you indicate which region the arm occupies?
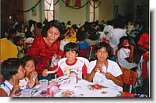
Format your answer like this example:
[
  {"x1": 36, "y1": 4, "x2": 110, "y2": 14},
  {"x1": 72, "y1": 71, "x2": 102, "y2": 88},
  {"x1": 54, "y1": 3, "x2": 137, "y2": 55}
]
[
  {"x1": 105, "y1": 72, "x2": 123, "y2": 87},
  {"x1": 82, "y1": 64, "x2": 88, "y2": 80},
  {"x1": 56, "y1": 67, "x2": 63, "y2": 78},
  {"x1": 127, "y1": 45, "x2": 135, "y2": 62},
  {"x1": 85, "y1": 67, "x2": 97, "y2": 82},
  {"x1": 26, "y1": 37, "x2": 41, "y2": 57},
  {"x1": 86, "y1": 61, "x2": 103, "y2": 82},
  {"x1": 117, "y1": 48, "x2": 137, "y2": 69}
]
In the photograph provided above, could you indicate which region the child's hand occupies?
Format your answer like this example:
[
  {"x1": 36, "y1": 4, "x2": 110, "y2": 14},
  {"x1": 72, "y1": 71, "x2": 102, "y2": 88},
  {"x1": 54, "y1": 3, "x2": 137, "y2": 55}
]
[
  {"x1": 11, "y1": 84, "x2": 20, "y2": 96},
  {"x1": 29, "y1": 71, "x2": 38, "y2": 81}
]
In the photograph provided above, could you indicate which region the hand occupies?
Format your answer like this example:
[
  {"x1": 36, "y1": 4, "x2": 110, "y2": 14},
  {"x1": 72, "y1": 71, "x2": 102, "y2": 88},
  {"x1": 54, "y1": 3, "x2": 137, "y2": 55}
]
[
  {"x1": 42, "y1": 69, "x2": 48, "y2": 77},
  {"x1": 11, "y1": 84, "x2": 20, "y2": 96},
  {"x1": 105, "y1": 72, "x2": 114, "y2": 80},
  {"x1": 29, "y1": 71, "x2": 38, "y2": 81},
  {"x1": 93, "y1": 61, "x2": 104, "y2": 73}
]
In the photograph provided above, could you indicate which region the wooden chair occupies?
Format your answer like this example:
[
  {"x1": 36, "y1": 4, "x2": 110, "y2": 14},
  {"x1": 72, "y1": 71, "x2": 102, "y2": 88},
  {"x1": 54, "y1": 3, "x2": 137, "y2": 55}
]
[{"x1": 121, "y1": 67, "x2": 138, "y2": 93}]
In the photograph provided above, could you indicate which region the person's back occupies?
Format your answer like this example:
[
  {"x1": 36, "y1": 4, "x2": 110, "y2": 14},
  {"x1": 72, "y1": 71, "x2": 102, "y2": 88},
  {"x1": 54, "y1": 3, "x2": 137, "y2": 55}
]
[{"x1": 0, "y1": 38, "x2": 18, "y2": 61}]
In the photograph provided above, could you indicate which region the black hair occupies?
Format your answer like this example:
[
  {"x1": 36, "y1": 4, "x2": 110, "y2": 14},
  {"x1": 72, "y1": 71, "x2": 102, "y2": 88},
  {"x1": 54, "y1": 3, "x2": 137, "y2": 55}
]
[
  {"x1": 64, "y1": 42, "x2": 79, "y2": 54},
  {"x1": 21, "y1": 56, "x2": 35, "y2": 68},
  {"x1": 36, "y1": 22, "x2": 42, "y2": 29},
  {"x1": 96, "y1": 42, "x2": 113, "y2": 57},
  {"x1": 1, "y1": 58, "x2": 21, "y2": 80},
  {"x1": 42, "y1": 20, "x2": 65, "y2": 37},
  {"x1": 118, "y1": 36, "x2": 130, "y2": 49}
]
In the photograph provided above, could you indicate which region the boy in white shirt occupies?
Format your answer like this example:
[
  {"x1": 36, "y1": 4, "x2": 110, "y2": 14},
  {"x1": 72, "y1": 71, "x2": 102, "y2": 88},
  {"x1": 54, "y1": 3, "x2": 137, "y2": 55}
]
[{"x1": 57, "y1": 42, "x2": 89, "y2": 80}]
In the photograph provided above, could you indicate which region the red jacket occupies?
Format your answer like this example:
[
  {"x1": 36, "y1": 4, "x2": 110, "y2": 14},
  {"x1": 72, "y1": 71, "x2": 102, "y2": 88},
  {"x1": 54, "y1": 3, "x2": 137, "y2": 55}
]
[{"x1": 27, "y1": 36, "x2": 64, "y2": 75}]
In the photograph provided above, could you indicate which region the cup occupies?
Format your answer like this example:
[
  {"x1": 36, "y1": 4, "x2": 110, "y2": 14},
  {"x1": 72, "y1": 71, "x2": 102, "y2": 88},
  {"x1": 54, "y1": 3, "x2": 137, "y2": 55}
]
[
  {"x1": 21, "y1": 88, "x2": 32, "y2": 97},
  {"x1": 39, "y1": 79, "x2": 49, "y2": 91}
]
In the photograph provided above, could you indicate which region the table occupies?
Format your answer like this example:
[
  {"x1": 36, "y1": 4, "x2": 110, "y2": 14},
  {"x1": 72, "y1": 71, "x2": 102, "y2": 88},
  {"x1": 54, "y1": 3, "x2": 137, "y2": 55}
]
[{"x1": 17, "y1": 76, "x2": 122, "y2": 97}]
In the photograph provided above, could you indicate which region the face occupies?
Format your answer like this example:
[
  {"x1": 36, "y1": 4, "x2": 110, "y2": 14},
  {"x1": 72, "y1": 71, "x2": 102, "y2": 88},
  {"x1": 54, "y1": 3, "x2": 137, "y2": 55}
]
[
  {"x1": 47, "y1": 26, "x2": 60, "y2": 42},
  {"x1": 24, "y1": 60, "x2": 35, "y2": 74},
  {"x1": 122, "y1": 39, "x2": 130, "y2": 47},
  {"x1": 15, "y1": 65, "x2": 25, "y2": 80},
  {"x1": 96, "y1": 47, "x2": 108, "y2": 61},
  {"x1": 66, "y1": 50, "x2": 78, "y2": 61}
]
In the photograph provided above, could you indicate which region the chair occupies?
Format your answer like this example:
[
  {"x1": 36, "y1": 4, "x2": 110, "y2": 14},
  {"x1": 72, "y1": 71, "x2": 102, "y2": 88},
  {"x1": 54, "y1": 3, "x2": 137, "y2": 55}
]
[
  {"x1": 121, "y1": 67, "x2": 138, "y2": 93},
  {"x1": 78, "y1": 48, "x2": 90, "y2": 59}
]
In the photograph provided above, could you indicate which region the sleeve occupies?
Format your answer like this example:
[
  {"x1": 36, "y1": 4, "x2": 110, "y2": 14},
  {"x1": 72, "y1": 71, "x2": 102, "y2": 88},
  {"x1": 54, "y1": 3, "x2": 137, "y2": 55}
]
[
  {"x1": 82, "y1": 64, "x2": 88, "y2": 79},
  {"x1": 117, "y1": 49, "x2": 137, "y2": 69},
  {"x1": 110, "y1": 62, "x2": 123, "y2": 77},
  {"x1": 26, "y1": 37, "x2": 41, "y2": 57},
  {"x1": 0, "y1": 88, "x2": 7, "y2": 96},
  {"x1": 56, "y1": 67, "x2": 63, "y2": 77},
  {"x1": 137, "y1": 33, "x2": 149, "y2": 49},
  {"x1": 88, "y1": 61, "x2": 96, "y2": 73}
]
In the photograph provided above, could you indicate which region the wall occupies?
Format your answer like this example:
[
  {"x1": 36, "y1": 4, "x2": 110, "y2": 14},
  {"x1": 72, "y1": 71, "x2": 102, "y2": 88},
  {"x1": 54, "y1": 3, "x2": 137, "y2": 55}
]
[
  {"x1": 1, "y1": 0, "x2": 24, "y2": 33},
  {"x1": 98, "y1": 0, "x2": 113, "y2": 21},
  {"x1": 23, "y1": 0, "x2": 45, "y2": 23},
  {"x1": 55, "y1": 0, "x2": 88, "y2": 25}
]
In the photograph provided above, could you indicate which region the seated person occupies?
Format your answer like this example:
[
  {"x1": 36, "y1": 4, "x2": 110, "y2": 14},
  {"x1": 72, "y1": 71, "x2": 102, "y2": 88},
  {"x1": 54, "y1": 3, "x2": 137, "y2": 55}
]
[
  {"x1": 86, "y1": 42, "x2": 123, "y2": 92},
  {"x1": 19, "y1": 56, "x2": 38, "y2": 89},
  {"x1": 0, "y1": 38, "x2": 18, "y2": 61},
  {"x1": 116, "y1": 36, "x2": 137, "y2": 70},
  {"x1": 56, "y1": 42, "x2": 89, "y2": 80},
  {"x1": 0, "y1": 58, "x2": 25, "y2": 96}
]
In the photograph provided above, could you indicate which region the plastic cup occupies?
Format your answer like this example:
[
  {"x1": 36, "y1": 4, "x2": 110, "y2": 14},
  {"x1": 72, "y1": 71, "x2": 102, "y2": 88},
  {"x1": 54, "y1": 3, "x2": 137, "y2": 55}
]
[
  {"x1": 39, "y1": 79, "x2": 48, "y2": 91},
  {"x1": 21, "y1": 88, "x2": 32, "y2": 97}
]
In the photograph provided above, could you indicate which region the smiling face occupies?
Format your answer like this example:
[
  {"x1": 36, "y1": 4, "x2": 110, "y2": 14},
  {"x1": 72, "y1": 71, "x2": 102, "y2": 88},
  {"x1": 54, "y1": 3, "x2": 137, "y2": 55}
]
[
  {"x1": 96, "y1": 47, "x2": 108, "y2": 61},
  {"x1": 47, "y1": 26, "x2": 60, "y2": 43},
  {"x1": 66, "y1": 50, "x2": 78, "y2": 62}
]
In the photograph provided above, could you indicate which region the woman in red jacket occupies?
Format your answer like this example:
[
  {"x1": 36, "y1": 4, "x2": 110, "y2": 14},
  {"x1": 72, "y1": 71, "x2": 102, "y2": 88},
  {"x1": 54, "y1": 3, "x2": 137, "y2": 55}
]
[{"x1": 26, "y1": 20, "x2": 65, "y2": 80}]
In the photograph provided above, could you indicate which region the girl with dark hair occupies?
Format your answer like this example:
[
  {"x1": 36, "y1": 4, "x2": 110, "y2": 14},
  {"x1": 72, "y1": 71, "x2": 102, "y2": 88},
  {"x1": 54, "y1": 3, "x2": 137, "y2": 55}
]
[
  {"x1": 116, "y1": 36, "x2": 137, "y2": 70},
  {"x1": 26, "y1": 20, "x2": 65, "y2": 80},
  {"x1": 19, "y1": 56, "x2": 38, "y2": 89},
  {"x1": 86, "y1": 42, "x2": 123, "y2": 92}
]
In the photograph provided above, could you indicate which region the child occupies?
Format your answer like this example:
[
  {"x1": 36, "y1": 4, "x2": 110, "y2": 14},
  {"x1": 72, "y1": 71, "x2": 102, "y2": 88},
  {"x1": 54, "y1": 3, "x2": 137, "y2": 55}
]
[
  {"x1": 0, "y1": 58, "x2": 25, "y2": 96},
  {"x1": 57, "y1": 42, "x2": 89, "y2": 80},
  {"x1": 19, "y1": 56, "x2": 38, "y2": 89},
  {"x1": 117, "y1": 36, "x2": 137, "y2": 70}
]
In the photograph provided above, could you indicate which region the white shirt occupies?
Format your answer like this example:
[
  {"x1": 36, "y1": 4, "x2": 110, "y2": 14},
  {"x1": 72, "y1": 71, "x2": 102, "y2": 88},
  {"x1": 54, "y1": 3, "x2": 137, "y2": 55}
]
[
  {"x1": 19, "y1": 78, "x2": 29, "y2": 90},
  {"x1": 117, "y1": 48, "x2": 137, "y2": 69},
  {"x1": 57, "y1": 57, "x2": 89, "y2": 79},
  {"x1": 88, "y1": 59, "x2": 123, "y2": 92},
  {"x1": 0, "y1": 80, "x2": 13, "y2": 96}
]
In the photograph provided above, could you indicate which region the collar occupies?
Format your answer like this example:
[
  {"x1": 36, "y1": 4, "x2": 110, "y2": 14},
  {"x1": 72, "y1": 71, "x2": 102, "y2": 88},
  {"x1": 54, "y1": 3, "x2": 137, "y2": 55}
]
[{"x1": 66, "y1": 58, "x2": 77, "y2": 66}]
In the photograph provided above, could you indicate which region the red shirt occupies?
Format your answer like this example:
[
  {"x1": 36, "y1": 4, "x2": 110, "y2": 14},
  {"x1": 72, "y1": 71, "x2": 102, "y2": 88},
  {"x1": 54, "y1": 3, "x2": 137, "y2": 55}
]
[
  {"x1": 137, "y1": 32, "x2": 149, "y2": 49},
  {"x1": 27, "y1": 36, "x2": 64, "y2": 75}
]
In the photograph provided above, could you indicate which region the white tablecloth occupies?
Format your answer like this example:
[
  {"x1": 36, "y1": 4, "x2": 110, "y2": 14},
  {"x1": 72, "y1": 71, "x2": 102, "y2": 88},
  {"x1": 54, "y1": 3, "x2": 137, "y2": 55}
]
[{"x1": 18, "y1": 76, "x2": 122, "y2": 97}]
